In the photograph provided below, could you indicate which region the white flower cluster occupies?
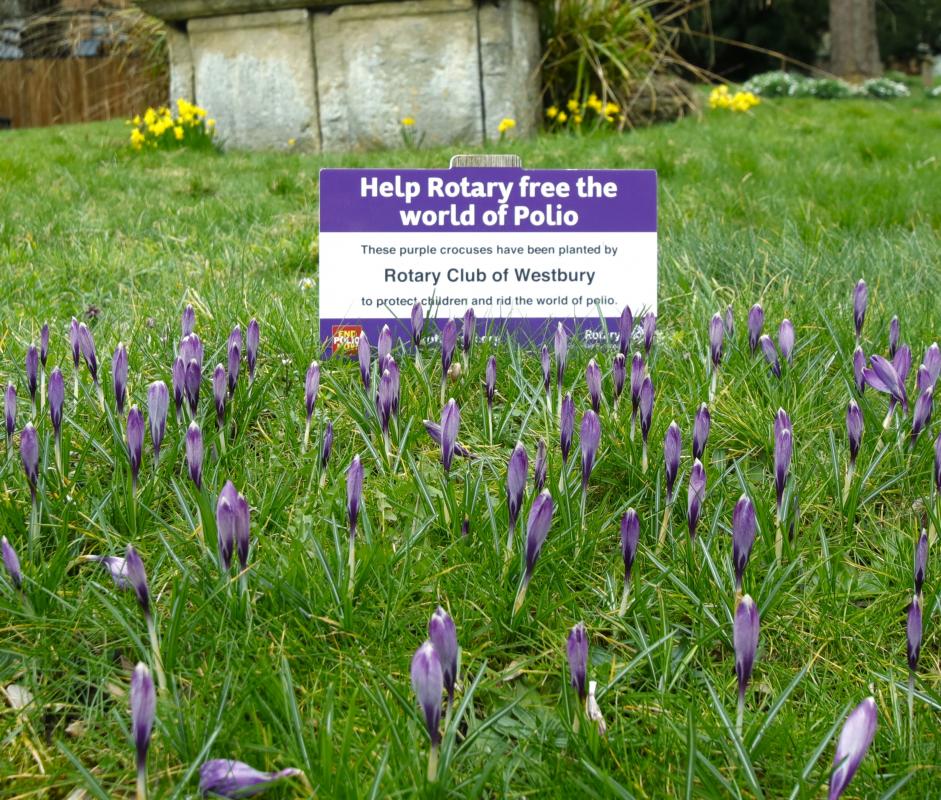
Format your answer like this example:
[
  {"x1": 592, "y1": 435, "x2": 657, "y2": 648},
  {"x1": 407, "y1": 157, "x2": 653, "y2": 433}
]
[{"x1": 743, "y1": 71, "x2": 911, "y2": 100}]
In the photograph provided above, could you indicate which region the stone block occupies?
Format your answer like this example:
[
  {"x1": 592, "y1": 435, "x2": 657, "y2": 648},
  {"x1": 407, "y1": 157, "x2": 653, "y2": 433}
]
[{"x1": 166, "y1": 24, "x2": 195, "y2": 106}]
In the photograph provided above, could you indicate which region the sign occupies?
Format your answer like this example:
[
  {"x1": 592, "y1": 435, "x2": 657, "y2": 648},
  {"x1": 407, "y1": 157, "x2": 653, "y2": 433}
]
[{"x1": 318, "y1": 167, "x2": 656, "y2": 352}]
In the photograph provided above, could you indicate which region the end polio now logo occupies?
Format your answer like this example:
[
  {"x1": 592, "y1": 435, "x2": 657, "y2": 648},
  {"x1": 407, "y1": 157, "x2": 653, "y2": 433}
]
[{"x1": 332, "y1": 325, "x2": 363, "y2": 355}]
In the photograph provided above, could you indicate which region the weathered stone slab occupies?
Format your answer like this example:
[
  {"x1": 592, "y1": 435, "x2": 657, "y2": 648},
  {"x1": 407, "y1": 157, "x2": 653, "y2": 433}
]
[
  {"x1": 166, "y1": 25, "x2": 194, "y2": 107},
  {"x1": 188, "y1": 9, "x2": 320, "y2": 150}
]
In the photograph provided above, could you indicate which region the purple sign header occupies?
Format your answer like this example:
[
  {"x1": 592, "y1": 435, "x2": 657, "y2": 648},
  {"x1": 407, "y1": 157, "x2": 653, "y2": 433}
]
[{"x1": 319, "y1": 168, "x2": 657, "y2": 233}]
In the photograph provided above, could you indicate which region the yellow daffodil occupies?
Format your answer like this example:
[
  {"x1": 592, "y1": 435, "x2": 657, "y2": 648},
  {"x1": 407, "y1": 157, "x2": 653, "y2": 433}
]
[
  {"x1": 557, "y1": 110, "x2": 568, "y2": 123},
  {"x1": 497, "y1": 118, "x2": 516, "y2": 134},
  {"x1": 401, "y1": 116, "x2": 415, "y2": 127},
  {"x1": 573, "y1": 114, "x2": 583, "y2": 125},
  {"x1": 546, "y1": 106, "x2": 558, "y2": 119},
  {"x1": 566, "y1": 98, "x2": 579, "y2": 113},
  {"x1": 174, "y1": 126, "x2": 184, "y2": 140}
]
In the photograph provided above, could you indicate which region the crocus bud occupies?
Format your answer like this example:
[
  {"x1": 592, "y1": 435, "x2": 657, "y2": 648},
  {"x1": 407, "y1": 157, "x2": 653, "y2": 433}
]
[
  {"x1": 246, "y1": 318, "x2": 259, "y2": 383},
  {"x1": 586, "y1": 359, "x2": 601, "y2": 413},
  {"x1": 914, "y1": 530, "x2": 927, "y2": 596},
  {"x1": 724, "y1": 305, "x2": 734, "y2": 337},
  {"x1": 440, "y1": 399, "x2": 460, "y2": 474},
  {"x1": 524, "y1": 490, "x2": 555, "y2": 579},
  {"x1": 732, "y1": 495, "x2": 756, "y2": 591},
  {"x1": 26, "y1": 344, "x2": 39, "y2": 406},
  {"x1": 186, "y1": 422, "x2": 203, "y2": 489},
  {"x1": 760, "y1": 335, "x2": 780, "y2": 378},
  {"x1": 4, "y1": 383, "x2": 15, "y2": 441},
  {"x1": 907, "y1": 594, "x2": 922, "y2": 673},
  {"x1": 147, "y1": 382, "x2": 168, "y2": 461},
  {"x1": 428, "y1": 606, "x2": 458, "y2": 702},
  {"x1": 320, "y1": 419, "x2": 334, "y2": 470},
  {"x1": 216, "y1": 481, "x2": 237, "y2": 571},
  {"x1": 357, "y1": 333, "x2": 370, "y2": 390},
  {"x1": 566, "y1": 622, "x2": 588, "y2": 701},
  {"x1": 171, "y1": 357, "x2": 185, "y2": 420},
  {"x1": 639, "y1": 376, "x2": 654, "y2": 445},
  {"x1": 778, "y1": 319, "x2": 795, "y2": 364},
  {"x1": 87, "y1": 555, "x2": 129, "y2": 588},
  {"x1": 486, "y1": 355, "x2": 496, "y2": 408},
  {"x1": 554, "y1": 323, "x2": 568, "y2": 388},
  {"x1": 378, "y1": 369, "x2": 394, "y2": 434},
  {"x1": 829, "y1": 697, "x2": 877, "y2": 800},
  {"x1": 747, "y1": 304, "x2": 764, "y2": 354},
  {"x1": 560, "y1": 393, "x2": 574, "y2": 464},
  {"x1": 2, "y1": 536, "x2": 22, "y2": 590},
  {"x1": 888, "y1": 316, "x2": 900, "y2": 358},
  {"x1": 893, "y1": 344, "x2": 911, "y2": 385},
  {"x1": 212, "y1": 364, "x2": 226, "y2": 426},
  {"x1": 664, "y1": 422, "x2": 681, "y2": 501},
  {"x1": 612, "y1": 353, "x2": 626, "y2": 401},
  {"x1": 78, "y1": 323, "x2": 98, "y2": 382},
  {"x1": 411, "y1": 302, "x2": 424, "y2": 348},
  {"x1": 734, "y1": 595, "x2": 759, "y2": 699},
  {"x1": 692, "y1": 403, "x2": 710, "y2": 461},
  {"x1": 618, "y1": 304, "x2": 633, "y2": 355},
  {"x1": 916, "y1": 365, "x2": 931, "y2": 395},
  {"x1": 846, "y1": 400, "x2": 863, "y2": 466},
  {"x1": 185, "y1": 359, "x2": 201, "y2": 415},
  {"x1": 127, "y1": 406, "x2": 144, "y2": 486},
  {"x1": 687, "y1": 459, "x2": 706, "y2": 538},
  {"x1": 232, "y1": 485, "x2": 251, "y2": 571},
  {"x1": 774, "y1": 416, "x2": 792, "y2": 510},
  {"x1": 199, "y1": 760, "x2": 303, "y2": 799},
  {"x1": 124, "y1": 544, "x2": 150, "y2": 619},
  {"x1": 180, "y1": 332, "x2": 203, "y2": 369},
  {"x1": 709, "y1": 313, "x2": 724, "y2": 368},
  {"x1": 463, "y1": 307, "x2": 475, "y2": 355},
  {"x1": 112, "y1": 343, "x2": 128, "y2": 415},
  {"x1": 621, "y1": 508, "x2": 640, "y2": 582},
  {"x1": 227, "y1": 338, "x2": 240, "y2": 395},
  {"x1": 347, "y1": 455, "x2": 363, "y2": 539},
  {"x1": 507, "y1": 442, "x2": 529, "y2": 539},
  {"x1": 580, "y1": 410, "x2": 600, "y2": 491},
  {"x1": 642, "y1": 313, "x2": 656, "y2": 354},
  {"x1": 422, "y1": 420, "x2": 472, "y2": 459},
  {"x1": 131, "y1": 662, "x2": 156, "y2": 786},
  {"x1": 69, "y1": 317, "x2": 81, "y2": 368},
  {"x1": 20, "y1": 422, "x2": 39, "y2": 500},
  {"x1": 910, "y1": 389, "x2": 932, "y2": 446},
  {"x1": 853, "y1": 279, "x2": 867, "y2": 338},
  {"x1": 48, "y1": 369, "x2": 64, "y2": 437},
  {"x1": 441, "y1": 318, "x2": 458, "y2": 377},
  {"x1": 304, "y1": 361, "x2": 320, "y2": 422},
  {"x1": 533, "y1": 438, "x2": 547, "y2": 494},
  {"x1": 924, "y1": 342, "x2": 940, "y2": 389},
  {"x1": 377, "y1": 324, "x2": 392, "y2": 366},
  {"x1": 864, "y1": 354, "x2": 908, "y2": 413},
  {"x1": 853, "y1": 347, "x2": 866, "y2": 394},
  {"x1": 540, "y1": 345, "x2": 551, "y2": 397},
  {"x1": 182, "y1": 303, "x2": 195, "y2": 336},
  {"x1": 39, "y1": 323, "x2": 49, "y2": 367},
  {"x1": 411, "y1": 641, "x2": 443, "y2": 747}
]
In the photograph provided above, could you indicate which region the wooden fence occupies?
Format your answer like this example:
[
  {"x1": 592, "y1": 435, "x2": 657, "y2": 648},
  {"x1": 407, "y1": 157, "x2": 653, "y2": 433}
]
[{"x1": 0, "y1": 56, "x2": 167, "y2": 129}]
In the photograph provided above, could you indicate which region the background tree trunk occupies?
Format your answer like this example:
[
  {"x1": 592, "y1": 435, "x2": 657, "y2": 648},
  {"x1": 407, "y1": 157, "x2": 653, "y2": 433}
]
[{"x1": 829, "y1": 0, "x2": 882, "y2": 79}]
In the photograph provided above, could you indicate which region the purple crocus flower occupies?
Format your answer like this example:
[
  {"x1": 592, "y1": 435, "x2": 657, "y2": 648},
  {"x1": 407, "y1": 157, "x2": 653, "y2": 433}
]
[
  {"x1": 227, "y1": 337, "x2": 240, "y2": 395},
  {"x1": 541, "y1": 346, "x2": 551, "y2": 398},
  {"x1": 664, "y1": 422, "x2": 681, "y2": 501},
  {"x1": 4, "y1": 383, "x2": 15, "y2": 445},
  {"x1": 692, "y1": 403, "x2": 710, "y2": 461},
  {"x1": 347, "y1": 455, "x2": 363, "y2": 539},
  {"x1": 894, "y1": 344, "x2": 912, "y2": 385},
  {"x1": 305, "y1": 361, "x2": 320, "y2": 423},
  {"x1": 422, "y1": 420, "x2": 472, "y2": 459},
  {"x1": 523, "y1": 490, "x2": 554, "y2": 581},
  {"x1": 760, "y1": 335, "x2": 780, "y2": 378},
  {"x1": 687, "y1": 459, "x2": 706, "y2": 538},
  {"x1": 618, "y1": 305, "x2": 633, "y2": 355},
  {"x1": 69, "y1": 317, "x2": 81, "y2": 369},
  {"x1": 182, "y1": 303, "x2": 195, "y2": 336},
  {"x1": 709, "y1": 313, "x2": 724, "y2": 368},
  {"x1": 131, "y1": 662, "x2": 156, "y2": 793},
  {"x1": 246, "y1": 318, "x2": 259, "y2": 383},
  {"x1": 580, "y1": 410, "x2": 600, "y2": 491},
  {"x1": 507, "y1": 442, "x2": 529, "y2": 547},
  {"x1": 554, "y1": 323, "x2": 568, "y2": 390},
  {"x1": 846, "y1": 400, "x2": 863, "y2": 467},
  {"x1": 533, "y1": 438, "x2": 547, "y2": 494},
  {"x1": 199, "y1": 760, "x2": 303, "y2": 799},
  {"x1": 888, "y1": 316, "x2": 900, "y2": 359},
  {"x1": 915, "y1": 530, "x2": 927, "y2": 596},
  {"x1": 377, "y1": 369, "x2": 394, "y2": 436},
  {"x1": 586, "y1": 359, "x2": 602, "y2": 413},
  {"x1": 185, "y1": 359, "x2": 201, "y2": 416},
  {"x1": 231, "y1": 485, "x2": 250, "y2": 570},
  {"x1": 566, "y1": 622, "x2": 588, "y2": 701},
  {"x1": 747, "y1": 304, "x2": 764, "y2": 354},
  {"x1": 629, "y1": 353, "x2": 644, "y2": 435},
  {"x1": 463, "y1": 307, "x2": 475, "y2": 356},
  {"x1": 828, "y1": 697, "x2": 877, "y2": 800},
  {"x1": 112, "y1": 343, "x2": 128, "y2": 415},
  {"x1": 180, "y1": 332, "x2": 203, "y2": 369},
  {"x1": 853, "y1": 347, "x2": 866, "y2": 395},
  {"x1": 441, "y1": 318, "x2": 458, "y2": 378},
  {"x1": 77, "y1": 323, "x2": 98, "y2": 383},
  {"x1": 171, "y1": 357, "x2": 185, "y2": 421},
  {"x1": 778, "y1": 319, "x2": 795, "y2": 364},
  {"x1": 612, "y1": 353, "x2": 626, "y2": 402},
  {"x1": 2, "y1": 536, "x2": 22, "y2": 590},
  {"x1": 377, "y1": 324, "x2": 392, "y2": 367},
  {"x1": 560, "y1": 393, "x2": 574, "y2": 465},
  {"x1": 26, "y1": 345, "x2": 39, "y2": 408},
  {"x1": 923, "y1": 342, "x2": 940, "y2": 389},
  {"x1": 486, "y1": 355, "x2": 496, "y2": 409},
  {"x1": 440, "y1": 399, "x2": 460, "y2": 474},
  {"x1": 49, "y1": 367, "x2": 64, "y2": 439},
  {"x1": 774, "y1": 411, "x2": 792, "y2": 511},
  {"x1": 127, "y1": 406, "x2": 144, "y2": 487},
  {"x1": 907, "y1": 594, "x2": 922, "y2": 673},
  {"x1": 411, "y1": 641, "x2": 443, "y2": 749},
  {"x1": 732, "y1": 495, "x2": 756, "y2": 592},
  {"x1": 20, "y1": 422, "x2": 39, "y2": 500},
  {"x1": 216, "y1": 480, "x2": 238, "y2": 571},
  {"x1": 186, "y1": 422, "x2": 203, "y2": 489},
  {"x1": 853, "y1": 279, "x2": 868, "y2": 339},
  {"x1": 125, "y1": 544, "x2": 150, "y2": 619},
  {"x1": 357, "y1": 333, "x2": 370, "y2": 391},
  {"x1": 212, "y1": 364, "x2": 226, "y2": 426},
  {"x1": 146, "y1": 382, "x2": 168, "y2": 463},
  {"x1": 411, "y1": 302, "x2": 424, "y2": 348},
  {"x1": 88, "y1": 554, "x2": 129, "y2": 588},
  {"x1": 724, "y1": 305, "x2": 734, "y2": 338},
  {"x1": 639, "y1": 376, "x2": 654, "y2": 468},
  {"x1": 39, "y1": 323, "x2": 49, "y2": 368},
  {"x1": 916, "y1": 365, "x2": 931, "y2": 395},
  {"x1": 734, "y1": 594, "x2": 760, "y2": 701},
  {"x1": 864, "y1": 354, "x2": 908, "y2": 414},
  {"x1": 910, "y1": 389, "x2": 932, "y2": 446},
  {"x1": 621, "y1": 508, "x2": 640, "y2": 583},
  {"x1": 320, "y1": 419, "x2": 334, "y2": 471},
  {"x1": 642, "y1": 313, "x2": 656, "y2": 354},
  {"x1": 428, "y1": 606, "x2": 458, "y2": 703}
]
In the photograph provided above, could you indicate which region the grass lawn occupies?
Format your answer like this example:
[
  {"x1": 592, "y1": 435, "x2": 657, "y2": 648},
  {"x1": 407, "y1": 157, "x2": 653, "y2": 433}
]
[{"x1": 1, "y1": 94, "x2": 940, "y2": 798}]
